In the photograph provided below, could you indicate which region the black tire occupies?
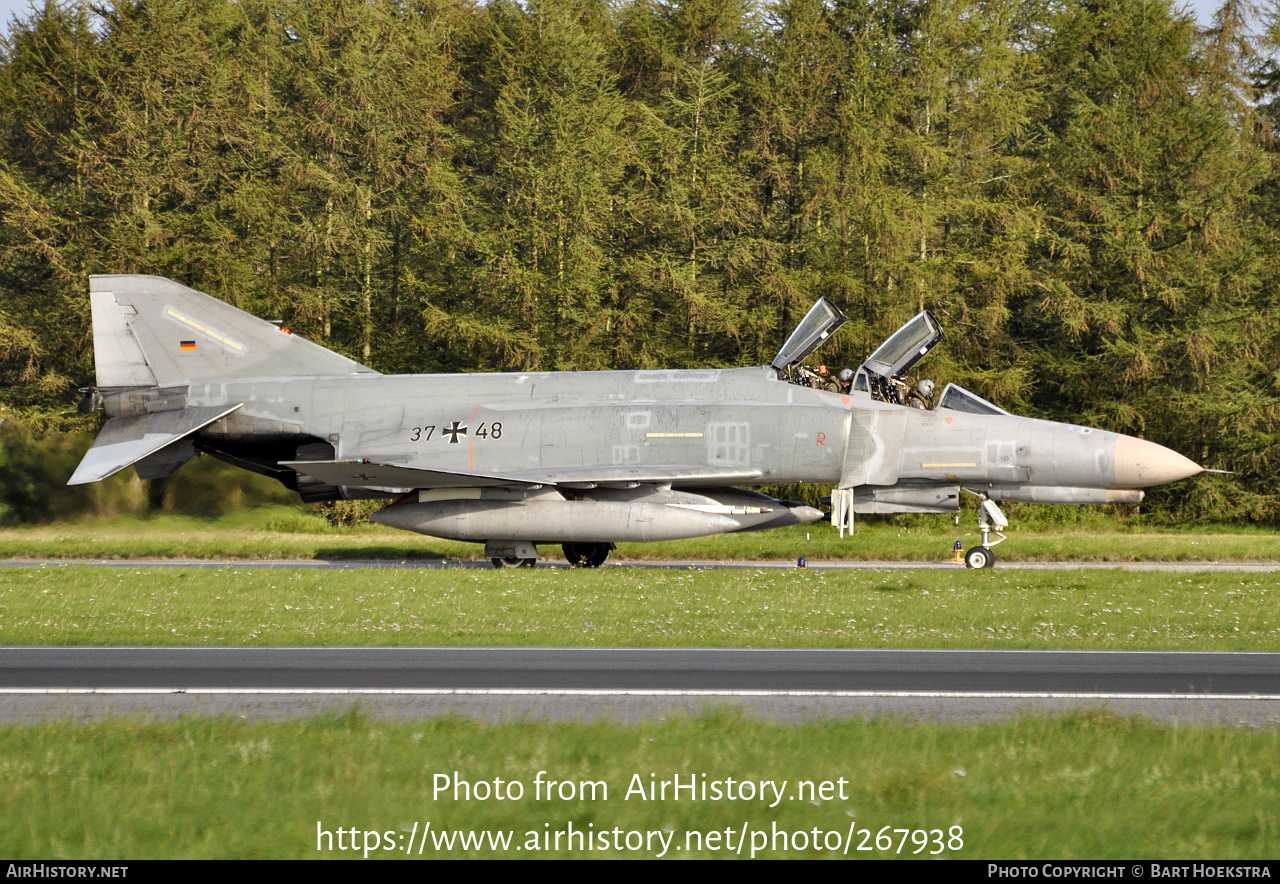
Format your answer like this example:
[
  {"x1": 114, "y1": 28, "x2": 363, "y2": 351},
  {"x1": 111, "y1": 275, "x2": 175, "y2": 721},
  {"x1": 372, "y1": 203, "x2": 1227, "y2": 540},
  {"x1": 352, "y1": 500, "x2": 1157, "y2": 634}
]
[
  {"x1": 563, "y1": 543, "x2": 584, "y2": 566},
  {"x1": 964, "y1": 546, "x2": 992, "y2": 570},
  {"x1": 582, "y1": 544, "x2": 610, "y2": 568},
  {"x1": 983, "y1": 548, "x2": 996, "y2": 568},
  {"x1": 491, "y1": 556, "x2": 525, "y2": 569},
  {"x1": 564, "y1": 542, "x2": 609, "y2": 567}
]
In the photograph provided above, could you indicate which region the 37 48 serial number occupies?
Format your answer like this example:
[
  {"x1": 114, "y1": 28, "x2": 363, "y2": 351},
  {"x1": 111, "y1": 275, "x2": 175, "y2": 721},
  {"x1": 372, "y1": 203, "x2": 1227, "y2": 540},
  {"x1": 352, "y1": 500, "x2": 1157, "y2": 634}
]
[{"x1": 408, "y1": 421, "x2": 503, "y2": 443}]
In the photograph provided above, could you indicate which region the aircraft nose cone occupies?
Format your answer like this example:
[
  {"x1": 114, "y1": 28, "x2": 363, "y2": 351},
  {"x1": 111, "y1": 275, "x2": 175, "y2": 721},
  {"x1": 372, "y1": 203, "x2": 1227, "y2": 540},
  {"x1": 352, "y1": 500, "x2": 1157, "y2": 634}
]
[{"x1": 1113, "y1": 435, "x2": 1202, "y2": 489}]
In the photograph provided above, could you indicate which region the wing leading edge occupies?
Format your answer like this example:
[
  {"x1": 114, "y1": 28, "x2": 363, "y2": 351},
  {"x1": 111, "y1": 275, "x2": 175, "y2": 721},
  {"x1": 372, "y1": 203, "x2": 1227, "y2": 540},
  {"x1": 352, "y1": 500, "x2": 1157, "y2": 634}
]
[{"x1": 280, "y1": 459, "x2": 763, "y2": 491}]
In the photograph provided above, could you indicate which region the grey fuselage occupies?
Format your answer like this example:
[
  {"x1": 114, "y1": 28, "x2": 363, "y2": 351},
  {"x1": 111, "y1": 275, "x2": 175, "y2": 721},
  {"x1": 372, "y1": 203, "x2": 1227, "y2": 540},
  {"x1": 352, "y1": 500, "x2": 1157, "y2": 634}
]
[
  {"x1": 78, "y1": 274, "x2": 1205, "y2": 554},
  {"x1": 153, "y1": 365, "x2": 1129, "y2": 501}
]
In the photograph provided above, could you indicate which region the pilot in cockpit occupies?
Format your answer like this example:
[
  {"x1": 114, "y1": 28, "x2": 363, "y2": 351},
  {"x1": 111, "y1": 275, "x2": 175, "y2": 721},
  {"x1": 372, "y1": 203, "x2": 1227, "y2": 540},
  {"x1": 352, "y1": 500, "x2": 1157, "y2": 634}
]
[
  {"x1": 837, "y1": 368, "x2": 854, "y2": 394},
  {"x1": 907, "y1": 378, "x2": 935, "y2": 409}
]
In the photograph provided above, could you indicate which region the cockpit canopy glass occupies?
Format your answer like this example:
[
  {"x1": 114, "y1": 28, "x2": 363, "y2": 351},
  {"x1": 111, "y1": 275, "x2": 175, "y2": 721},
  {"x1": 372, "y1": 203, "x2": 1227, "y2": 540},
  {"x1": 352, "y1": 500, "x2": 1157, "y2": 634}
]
[
  {"x1": 770, "y1": 298, "x2": 848, "y2": 372},
  {"x1": 860, "y1": 310, "x2": 944, "y2": 379},
  {"x1": 936, "y1": 383, "x2": 1010, "y2": 416}
]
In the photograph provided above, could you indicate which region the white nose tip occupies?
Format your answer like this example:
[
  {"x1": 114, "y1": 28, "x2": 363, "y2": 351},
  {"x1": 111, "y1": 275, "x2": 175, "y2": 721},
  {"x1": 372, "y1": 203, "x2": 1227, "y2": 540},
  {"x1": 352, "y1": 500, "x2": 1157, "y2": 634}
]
[{"x1": 1113, "y1": 435, "x2": 1202, "y2": 489}]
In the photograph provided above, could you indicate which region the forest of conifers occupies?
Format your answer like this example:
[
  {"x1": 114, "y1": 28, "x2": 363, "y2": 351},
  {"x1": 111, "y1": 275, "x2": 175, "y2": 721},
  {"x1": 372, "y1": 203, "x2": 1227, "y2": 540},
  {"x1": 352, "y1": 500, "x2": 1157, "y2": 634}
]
[{"x1": 1, "y1": 0, "x2": 1279, "y2": 520}]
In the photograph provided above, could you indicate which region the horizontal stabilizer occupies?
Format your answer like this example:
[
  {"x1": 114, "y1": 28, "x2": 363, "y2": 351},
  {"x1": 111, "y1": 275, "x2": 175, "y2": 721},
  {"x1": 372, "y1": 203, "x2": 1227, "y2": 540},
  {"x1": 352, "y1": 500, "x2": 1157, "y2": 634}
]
[
  {"x1": 280, "y1": 459, "x2": 763, "y2": 491},
  {"x1": 68, "y1": 405, "x2": 243, "y2": 485}
]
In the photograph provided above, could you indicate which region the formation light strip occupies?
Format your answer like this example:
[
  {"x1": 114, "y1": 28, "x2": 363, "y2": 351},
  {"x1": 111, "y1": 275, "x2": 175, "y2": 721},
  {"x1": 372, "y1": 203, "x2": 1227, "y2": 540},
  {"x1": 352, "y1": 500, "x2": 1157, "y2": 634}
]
[{"x1": 166, "y1": 308, "x2": 244, "y2": 352}]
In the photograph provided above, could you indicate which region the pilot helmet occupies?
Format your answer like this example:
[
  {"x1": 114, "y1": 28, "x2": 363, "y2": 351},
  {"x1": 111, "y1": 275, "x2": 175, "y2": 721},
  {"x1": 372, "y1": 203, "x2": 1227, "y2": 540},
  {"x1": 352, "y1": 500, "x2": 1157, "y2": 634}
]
[
  {"x1": 916, "y1": 378, "x2": 935, "y2": 398},
  {"x1": 837, "y1": 368, "x2": 854, "y2": 383}
]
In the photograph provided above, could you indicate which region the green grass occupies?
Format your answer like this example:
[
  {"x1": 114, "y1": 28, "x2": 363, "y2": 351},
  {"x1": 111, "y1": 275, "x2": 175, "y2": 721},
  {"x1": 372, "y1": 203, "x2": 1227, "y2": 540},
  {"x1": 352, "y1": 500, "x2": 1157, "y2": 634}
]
[
  {"x1": 1, "y1": 565, "x2": 1275, "y2": 649},
  {"x1": 1, "y1": 710, "x2": 1275, "y2": 859},
  {"x1": 0, "y1": 505, "x2": 1278, "y2": 562}
]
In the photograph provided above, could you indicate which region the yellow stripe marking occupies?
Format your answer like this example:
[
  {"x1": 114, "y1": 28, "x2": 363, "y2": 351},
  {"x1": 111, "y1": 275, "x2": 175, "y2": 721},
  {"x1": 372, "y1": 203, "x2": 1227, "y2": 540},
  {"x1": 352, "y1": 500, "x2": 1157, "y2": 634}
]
[
  {"x1": 166, "y1": 309, "x2": 244, "y2": 352},
  {"x1": 922, "y1": 462, "x2": 977, "y2": 468},
  {"x1": 646, "y1": 432, "x2": 703, "y2": 438}
]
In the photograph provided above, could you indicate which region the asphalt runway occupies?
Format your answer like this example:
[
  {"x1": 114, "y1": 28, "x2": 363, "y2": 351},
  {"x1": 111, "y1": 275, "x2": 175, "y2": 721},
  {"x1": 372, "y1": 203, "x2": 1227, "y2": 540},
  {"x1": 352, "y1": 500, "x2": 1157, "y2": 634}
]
[
  {"x1": 4, "y1": 648, "x2": 1278, "y2": 694},
  {"x1": 5, "y1": 648, "x2": 1278, "y2": 724},
  {"x1": 2, "y1": 558, "x2": 1278, "y2": 571}
]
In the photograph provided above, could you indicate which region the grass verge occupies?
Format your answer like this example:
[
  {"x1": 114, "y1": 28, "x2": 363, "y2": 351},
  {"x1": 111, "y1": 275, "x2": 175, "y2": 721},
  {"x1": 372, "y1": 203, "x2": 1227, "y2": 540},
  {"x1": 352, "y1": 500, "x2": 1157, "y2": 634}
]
[
  {"x1": 1, "y1": 710, "x2": 1275, "y2": 859},
  {"x1": 0, "y1": 506, "x2": 1278, "y2": 562},
  {"x1": 1, "y1": 565, "x2": 1275, "y2": 649}
]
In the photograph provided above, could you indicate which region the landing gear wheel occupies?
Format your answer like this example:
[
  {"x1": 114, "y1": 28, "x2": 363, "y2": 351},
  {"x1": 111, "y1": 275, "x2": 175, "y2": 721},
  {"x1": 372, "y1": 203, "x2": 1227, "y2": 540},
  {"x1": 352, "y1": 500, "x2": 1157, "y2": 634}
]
[
  {"x1": 563, "y1": 542, "x2": 610, "y2": 568},
  {"x1": 491, "y1": 556, "x2": 536, "y2": 569},
  {"x1": 964, "y1": 546, "x2": 994, "y2": 570}
]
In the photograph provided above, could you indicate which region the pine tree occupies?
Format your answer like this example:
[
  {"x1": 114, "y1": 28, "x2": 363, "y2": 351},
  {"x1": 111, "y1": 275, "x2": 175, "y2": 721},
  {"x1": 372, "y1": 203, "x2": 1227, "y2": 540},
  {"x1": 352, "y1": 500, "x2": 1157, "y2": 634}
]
[
  {"x1": 454, "y1": 0, "x2": 629, "y2": 371},
  {"x1": 0, "y1": 0, "x2": 101, "y2": 423},
  {"x1": 1017, "y1": 0, "x2": 1277, "y2": 518},
  {"x1": 612, "y1": 0, "x2": 762, "y2": 367},
  {"x1": 273, "y1": 0, "x2": 465, "y2": 369}
]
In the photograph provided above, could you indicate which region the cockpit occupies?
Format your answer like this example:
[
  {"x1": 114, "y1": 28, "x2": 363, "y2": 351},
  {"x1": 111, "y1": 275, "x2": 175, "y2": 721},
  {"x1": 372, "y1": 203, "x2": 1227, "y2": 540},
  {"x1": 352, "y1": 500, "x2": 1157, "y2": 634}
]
[{"x1": 772, "y1": 298, "x2": 1009, "y2": 415}]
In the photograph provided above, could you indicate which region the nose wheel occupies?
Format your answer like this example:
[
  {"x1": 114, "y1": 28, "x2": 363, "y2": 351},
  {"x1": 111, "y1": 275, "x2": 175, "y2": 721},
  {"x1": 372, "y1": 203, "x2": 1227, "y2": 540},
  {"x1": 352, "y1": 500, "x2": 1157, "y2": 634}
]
[
  {"x1": 962, "y1": 491, "x2": 1008, "y2": 569},
  {"x1": 964, "y1": 545, "x2": 995, "y2": 569}
]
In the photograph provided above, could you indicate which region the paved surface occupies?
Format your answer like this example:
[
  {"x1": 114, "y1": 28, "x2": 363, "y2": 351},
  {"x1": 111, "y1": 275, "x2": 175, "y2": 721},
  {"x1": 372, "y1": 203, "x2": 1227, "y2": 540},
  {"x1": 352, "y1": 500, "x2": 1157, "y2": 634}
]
[
  {"x1": 3, "y1": 648, "x2": 1278, "y2": 694},
  {"x1": 1, "y1": 558, "x2": 1278, "y2": 571},
  {"x1": 3, "y1": 692, "x2": 1280, "y2": 726},
  {"x1": 4, "y1": 648, "x2": 1277, "y2": 724}
]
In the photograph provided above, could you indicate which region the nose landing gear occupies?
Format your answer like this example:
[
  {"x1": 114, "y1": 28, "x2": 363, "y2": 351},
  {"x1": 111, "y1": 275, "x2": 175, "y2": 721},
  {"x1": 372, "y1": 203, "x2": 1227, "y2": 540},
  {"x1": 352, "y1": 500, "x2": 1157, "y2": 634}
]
[{"x1": 962, "y1": 491, "x2": 1008, "y2": 569}]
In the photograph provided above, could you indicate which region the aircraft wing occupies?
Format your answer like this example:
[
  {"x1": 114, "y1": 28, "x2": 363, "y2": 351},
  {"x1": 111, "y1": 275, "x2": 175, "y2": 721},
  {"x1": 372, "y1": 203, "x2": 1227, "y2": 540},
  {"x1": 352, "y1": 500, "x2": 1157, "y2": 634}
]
[
  {"x1": 280, "y1": 460, "x2": 532, "y2": 490},
  {"x1": 510, "y1": 465, "x2": 763, "y2": 487},
  {"x1": 68, "y1": 404, "x2": 243, "y2": 485},
  {"x1": 280, "y1": 459, "x2": 762, "y2": 490}
]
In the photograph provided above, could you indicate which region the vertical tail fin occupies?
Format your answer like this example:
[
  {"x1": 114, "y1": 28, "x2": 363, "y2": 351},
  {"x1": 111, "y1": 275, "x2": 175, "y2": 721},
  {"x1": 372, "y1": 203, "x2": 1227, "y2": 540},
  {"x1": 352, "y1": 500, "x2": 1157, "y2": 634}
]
[{"x1": 89, "y1": 275, "x2": 378, "y2": 387}]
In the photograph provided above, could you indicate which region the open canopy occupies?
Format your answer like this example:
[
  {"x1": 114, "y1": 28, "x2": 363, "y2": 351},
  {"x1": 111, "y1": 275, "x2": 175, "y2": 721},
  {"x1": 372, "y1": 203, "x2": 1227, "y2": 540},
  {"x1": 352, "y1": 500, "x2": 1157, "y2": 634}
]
[
  {"x1": 770, "y1": 298, "x2": 848, "y2": 372},
  {"x1": 860, "y1": 310, "x2": 944, "y2": 379}
]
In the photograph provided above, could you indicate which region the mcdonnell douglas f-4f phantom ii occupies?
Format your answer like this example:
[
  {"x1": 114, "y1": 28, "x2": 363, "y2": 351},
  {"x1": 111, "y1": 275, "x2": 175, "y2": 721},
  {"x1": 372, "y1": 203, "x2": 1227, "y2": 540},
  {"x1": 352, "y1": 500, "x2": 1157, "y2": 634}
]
[{"x1": 70, "y1": 275, "x2": 1204, "y2": 569}]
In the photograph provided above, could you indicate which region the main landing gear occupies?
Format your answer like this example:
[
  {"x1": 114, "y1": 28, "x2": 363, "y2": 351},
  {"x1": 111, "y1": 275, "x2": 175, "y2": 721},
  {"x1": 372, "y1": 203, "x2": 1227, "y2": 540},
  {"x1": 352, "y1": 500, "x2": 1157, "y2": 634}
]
[
  {"x1": 962, "y1": 491, "x2": 1009, "y2": 570},
  {"x1": 562, "y1": 542, "x2": 613, "y2": 568},
  {"x1": 491, "y1": 556, "x2": 536, "y2": 568},
  {"x1": 486, "y1": 540, "x2": 538, "y2": 569}
]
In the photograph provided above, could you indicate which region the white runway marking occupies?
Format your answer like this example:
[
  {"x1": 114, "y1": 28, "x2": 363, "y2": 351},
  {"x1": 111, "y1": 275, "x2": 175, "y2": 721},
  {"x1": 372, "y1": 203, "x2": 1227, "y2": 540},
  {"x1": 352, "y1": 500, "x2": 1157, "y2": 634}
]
[{"x1": 2, "y1": 688, "x2": 1278, "y2": 700}]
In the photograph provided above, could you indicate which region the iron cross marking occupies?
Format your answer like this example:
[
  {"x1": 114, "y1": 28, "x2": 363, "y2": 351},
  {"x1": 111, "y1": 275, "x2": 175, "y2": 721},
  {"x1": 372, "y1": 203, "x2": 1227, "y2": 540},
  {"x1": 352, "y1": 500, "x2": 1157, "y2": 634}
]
[{"x1": 442, "y1": 421, "x2": 468, "y2": 444}]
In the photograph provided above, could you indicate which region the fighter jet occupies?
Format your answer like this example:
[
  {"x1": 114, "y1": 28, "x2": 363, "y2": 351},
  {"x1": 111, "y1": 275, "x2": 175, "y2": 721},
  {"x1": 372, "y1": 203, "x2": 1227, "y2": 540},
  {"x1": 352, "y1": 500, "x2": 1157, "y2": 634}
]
[{"x1": 69, "y1": 275, "x2": 1203, "y2": 568}]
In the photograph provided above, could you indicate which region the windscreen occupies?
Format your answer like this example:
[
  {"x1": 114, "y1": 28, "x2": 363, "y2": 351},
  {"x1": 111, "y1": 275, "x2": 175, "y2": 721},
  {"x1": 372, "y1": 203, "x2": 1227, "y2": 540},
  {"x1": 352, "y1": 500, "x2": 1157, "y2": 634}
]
[
  {"x1": 770, "y1": 298, "x2": 848, "y2": 371},
  {"x1": 861, "y1": 311, "x2": 943, "y2": 378},
  {"x1": 936, "y1": 383, "x2": 1010, "y2": 416}
]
